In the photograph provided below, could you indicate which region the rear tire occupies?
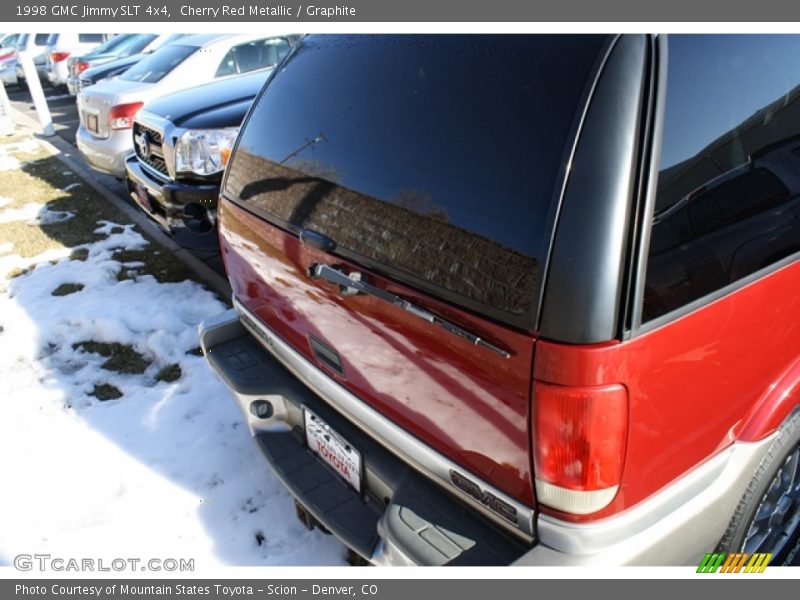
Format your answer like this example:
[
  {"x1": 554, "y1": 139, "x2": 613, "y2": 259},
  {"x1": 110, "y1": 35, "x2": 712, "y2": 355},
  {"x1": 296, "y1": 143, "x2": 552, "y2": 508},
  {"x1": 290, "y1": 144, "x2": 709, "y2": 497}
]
[{"x1": 718, "y1": 408, "x2": 800, "y2": 565}]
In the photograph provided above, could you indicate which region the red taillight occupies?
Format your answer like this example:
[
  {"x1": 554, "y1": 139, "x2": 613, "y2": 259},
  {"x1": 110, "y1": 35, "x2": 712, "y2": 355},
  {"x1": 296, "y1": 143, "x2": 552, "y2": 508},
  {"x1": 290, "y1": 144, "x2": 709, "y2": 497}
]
[
  {"x1": 108, "y1": 102, "x2": 144, "y2": 130},
  {"x1": 76, "y1": 61, "x2": 90, "y2": 74},
  {"x1": 533, "y1": 381, "x2": 628, "y2": 514},
  {"x1": 51, "y1": 51, "x2": 70, "y2": 63},
  {"x1": 0, "y1": 50, "x2": 15, "y2": 61}
]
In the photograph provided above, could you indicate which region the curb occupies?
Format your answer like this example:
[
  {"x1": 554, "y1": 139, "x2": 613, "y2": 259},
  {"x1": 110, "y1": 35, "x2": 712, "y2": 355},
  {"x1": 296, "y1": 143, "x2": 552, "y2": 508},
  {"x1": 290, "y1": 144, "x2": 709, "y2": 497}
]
[{"x1": 9, "y1": 106, "x2": 232, "y2": 301}]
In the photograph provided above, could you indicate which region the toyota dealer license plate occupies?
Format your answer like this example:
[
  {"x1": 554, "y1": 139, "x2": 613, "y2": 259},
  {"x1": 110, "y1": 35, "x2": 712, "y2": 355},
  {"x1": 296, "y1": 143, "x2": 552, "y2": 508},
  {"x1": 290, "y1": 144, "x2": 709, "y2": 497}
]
[
  {"x1": 304, "y1": 409, "x2": 362, "y2": 492},
  {"x1": 134, "y1": 184, "x2": 152, "y2": 212}
]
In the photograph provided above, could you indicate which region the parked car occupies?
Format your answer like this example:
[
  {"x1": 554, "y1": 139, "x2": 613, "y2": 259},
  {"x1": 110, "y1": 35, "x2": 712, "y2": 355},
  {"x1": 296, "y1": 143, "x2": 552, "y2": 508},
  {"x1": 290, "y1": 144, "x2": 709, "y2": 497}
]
[
  {"x1": 77, "y1": 54, "x2": 140, "y2": 92},
  {"x1": 200, "y1": 34, "x2": 800, "y2": 566},
  {"x1": 44, "y1": 32, "x2": 113, "y2": 88},
  {"x1": 66, "y1": 33, "x2": 166, "y2": 96},
  {"x1": 66, "y1": 34, "x2": 145, "y2": 94},
  {"x1": 0, "y1": 33, "x2": 21, "y2": 54},
  {"x1": 77, "y1": 33, "x2": 295, "y2": 179},
  {"x1": 76, "y1": 34, "x2": 189, "y2": 94},
  {"x1": 0, "y1": 33, "x2": 20, "y2": 86},
  {"x1": 14, "y1": 33, "x2": 51, "y2": 88},
  {"x1": 125, "y1": 69, "x2": 277, "y2": 254}
]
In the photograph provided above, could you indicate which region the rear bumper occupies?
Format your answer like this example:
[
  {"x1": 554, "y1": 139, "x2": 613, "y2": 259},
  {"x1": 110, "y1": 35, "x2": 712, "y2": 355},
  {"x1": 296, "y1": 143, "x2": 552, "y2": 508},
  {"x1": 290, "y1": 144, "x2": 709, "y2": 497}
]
[
  {"x1": 125, "y1": 156, "x2": 220, "y2": 253},
  {"x1": 200, "y1": 304, "x2": 776, "y2": 566},
  {"x1": 46, "y1": 63, "x2": 68, "y2": 86},
  {"x1": 76, "y1": 126, "x2": 130, "y2": 179},
  {"x1": 200, "y1": 306, "x2": 533, "y2": 566},
  {"x1": 0, "y1": 62, "x2": 17, "y2": 85},
  {"x1": 66, "y1": 75, "x2": 79, "y2": 96}
]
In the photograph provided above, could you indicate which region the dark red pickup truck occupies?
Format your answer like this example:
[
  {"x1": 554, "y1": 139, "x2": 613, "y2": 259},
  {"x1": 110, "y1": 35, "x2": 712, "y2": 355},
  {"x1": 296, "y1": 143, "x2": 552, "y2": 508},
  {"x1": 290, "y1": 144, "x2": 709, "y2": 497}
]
[{"x1": 200, "y1": 34, "x2": 800, "y2": 565}]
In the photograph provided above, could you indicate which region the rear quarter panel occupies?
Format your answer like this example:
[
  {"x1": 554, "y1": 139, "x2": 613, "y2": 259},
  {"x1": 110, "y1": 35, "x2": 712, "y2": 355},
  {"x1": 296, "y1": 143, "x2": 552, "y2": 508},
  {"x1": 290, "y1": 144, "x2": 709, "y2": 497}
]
[{"x1": 535, "y1": 257, "x2": 800, "y2": 521}]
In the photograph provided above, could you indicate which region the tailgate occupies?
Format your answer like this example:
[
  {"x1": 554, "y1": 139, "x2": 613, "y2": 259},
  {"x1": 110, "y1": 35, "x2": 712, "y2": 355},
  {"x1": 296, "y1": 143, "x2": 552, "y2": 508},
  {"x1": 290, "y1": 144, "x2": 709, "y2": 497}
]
[{"x1": 220, "y1": 196, "x2": 538, "y2": 507}]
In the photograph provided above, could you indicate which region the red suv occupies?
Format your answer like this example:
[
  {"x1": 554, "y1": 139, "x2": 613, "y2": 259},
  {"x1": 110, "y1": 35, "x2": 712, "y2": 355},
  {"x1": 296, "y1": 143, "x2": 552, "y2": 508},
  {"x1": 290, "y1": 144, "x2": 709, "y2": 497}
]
[{"x1": 201, "y1": 34, "x2": 800, "y2": 565}]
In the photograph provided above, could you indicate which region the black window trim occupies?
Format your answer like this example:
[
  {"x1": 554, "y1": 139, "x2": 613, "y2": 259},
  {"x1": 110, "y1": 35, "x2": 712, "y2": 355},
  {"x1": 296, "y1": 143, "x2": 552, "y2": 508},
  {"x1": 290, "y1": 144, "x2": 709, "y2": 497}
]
[
  {"x1": 630, "y1": 34, "x2": 800, "y2": 338},
  {"x1": 533, "y1": 34, "x2": 619, "y2": 333},
  {"x1": 624, "y1": 33, "x2": 666, "y2": 340},
  {"x1": 221, "y1": 34, "x2": 617, "y2": 334},
  {"x1": 538, "y1": 34, "x2": 648, "y2": 344},
  {"x1": 618, "y1": 34, "x2": 658, "y2": 341}
]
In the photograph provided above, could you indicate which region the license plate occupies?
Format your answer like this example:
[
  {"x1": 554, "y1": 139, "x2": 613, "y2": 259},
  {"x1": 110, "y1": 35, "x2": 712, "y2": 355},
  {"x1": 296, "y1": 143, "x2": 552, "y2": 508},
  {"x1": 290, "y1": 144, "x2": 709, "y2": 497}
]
[
  {"x1": 134, "y1": 184, "x2": 152, "y2": 212},
  {"x1": 304, "y1": 409, "x2": 362, "y2": 492},
  {"x1": 86, "y1": 113, "x2": 98, "y2": 133}
]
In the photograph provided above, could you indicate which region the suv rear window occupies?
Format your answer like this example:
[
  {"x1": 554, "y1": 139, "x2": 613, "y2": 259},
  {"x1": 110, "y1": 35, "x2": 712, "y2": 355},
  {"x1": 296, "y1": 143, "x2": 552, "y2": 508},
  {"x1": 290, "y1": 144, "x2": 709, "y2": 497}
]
[
  {"x1": 225, "y1": 34, "x2": 607, "y2": 326},
  {"x1": 120, "y1": 44, "x2": 197, "y2": 83}
]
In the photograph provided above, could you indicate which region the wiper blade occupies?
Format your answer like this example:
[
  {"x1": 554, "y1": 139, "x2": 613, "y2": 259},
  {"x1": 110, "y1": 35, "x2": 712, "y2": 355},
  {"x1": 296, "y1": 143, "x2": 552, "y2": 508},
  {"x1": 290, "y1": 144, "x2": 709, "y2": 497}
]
[{"x1": 309, "y1": 263, "x2": 511, "y2": 359}]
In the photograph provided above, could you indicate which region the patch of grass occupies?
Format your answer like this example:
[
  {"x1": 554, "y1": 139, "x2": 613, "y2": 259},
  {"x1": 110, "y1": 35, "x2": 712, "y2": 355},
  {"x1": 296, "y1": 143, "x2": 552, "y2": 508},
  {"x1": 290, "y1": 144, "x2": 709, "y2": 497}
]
[
  {"x1": 52, "y1": 283, "x2": 84, "y2": 296},
  {"x1": 72, "y1": 340, "x2": 151, "y2": 375},
  {"x1": 69, "y1": 248, "x2": 90, "y2": 261},
  {"x1": 155, "y1": 363, "x2": 182, "y2": 383},
  {"x1": 116, "y1": 266, "x2": 138, "y2": 282},
  {"x1": 0, "y1": 155, "x2": 116, "y2": 256},
  {"x1": 0, "y1": 154, "x2": 63, "y2": 200},
  {"x1": 6, "y1": 265, "x2": 33, "y2": 279},
  {"x1": 88, "y1": 383, "x2": 123, "y2": 401},
  {"x1": 112, "y1": 247, "x2": 189, "y2": 284},
  {"x1": 2, "y1": 133, "x2": 38, "y2": 146},
  {"x1": 0, "y1": 151, "x2": 200, "y2": 287}
]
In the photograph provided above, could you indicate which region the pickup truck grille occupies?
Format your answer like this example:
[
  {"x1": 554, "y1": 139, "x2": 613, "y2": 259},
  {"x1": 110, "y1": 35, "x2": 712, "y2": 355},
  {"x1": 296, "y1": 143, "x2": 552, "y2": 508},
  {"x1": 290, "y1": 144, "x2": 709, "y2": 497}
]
[{"x1": 133, "y1": 122, "x2": 169, "y2": 178}]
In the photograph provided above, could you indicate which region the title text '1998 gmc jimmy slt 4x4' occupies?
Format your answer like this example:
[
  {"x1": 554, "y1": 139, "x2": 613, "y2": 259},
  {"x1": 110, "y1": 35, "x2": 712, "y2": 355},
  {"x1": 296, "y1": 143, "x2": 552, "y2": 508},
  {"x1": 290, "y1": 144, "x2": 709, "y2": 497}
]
[{"x1": 200, "y1": 34, "x2": 800, "y2": 566}]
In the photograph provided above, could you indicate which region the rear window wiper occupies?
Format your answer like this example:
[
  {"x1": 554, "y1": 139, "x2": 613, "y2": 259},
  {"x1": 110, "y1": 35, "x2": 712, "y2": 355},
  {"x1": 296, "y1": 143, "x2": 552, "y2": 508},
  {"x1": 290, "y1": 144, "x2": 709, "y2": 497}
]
[{"x1": 308, "y1": 262, "x2": 511, "y2": 359}]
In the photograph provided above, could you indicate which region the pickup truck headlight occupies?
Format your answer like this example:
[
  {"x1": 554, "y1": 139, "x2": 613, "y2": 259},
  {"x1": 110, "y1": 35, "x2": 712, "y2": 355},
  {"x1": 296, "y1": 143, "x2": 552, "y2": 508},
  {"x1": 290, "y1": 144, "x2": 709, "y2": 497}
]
[{"x1": 175, "y1": 127, "x2": 239, "y2": 177}]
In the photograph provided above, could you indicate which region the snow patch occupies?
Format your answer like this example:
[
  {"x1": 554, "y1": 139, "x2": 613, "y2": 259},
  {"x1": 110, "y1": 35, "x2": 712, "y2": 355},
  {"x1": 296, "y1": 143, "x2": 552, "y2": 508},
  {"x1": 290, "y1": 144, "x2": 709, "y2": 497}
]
[
  {"x1": 0, "y1": 246, "x2": 72, "y2": 282},
  {"x1": 6, "y1": 139, "x2": 41, "y2": 154},
  {"x1": 36, "y1": 208, "x2": 75, "y2": 225},
  {"x1": 0, "y1": 221, "x2": 346, "y2": 566},
  {"x1": 0, "y1": 202, "x2": 75, "y2": 225}
]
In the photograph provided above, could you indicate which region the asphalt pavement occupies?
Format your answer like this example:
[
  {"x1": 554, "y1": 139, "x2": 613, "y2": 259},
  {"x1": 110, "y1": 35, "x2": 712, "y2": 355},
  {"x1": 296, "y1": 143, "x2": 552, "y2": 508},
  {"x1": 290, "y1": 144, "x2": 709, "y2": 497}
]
[{"x1": 8, "y1": 84, "x2": 80, "y2": 145}]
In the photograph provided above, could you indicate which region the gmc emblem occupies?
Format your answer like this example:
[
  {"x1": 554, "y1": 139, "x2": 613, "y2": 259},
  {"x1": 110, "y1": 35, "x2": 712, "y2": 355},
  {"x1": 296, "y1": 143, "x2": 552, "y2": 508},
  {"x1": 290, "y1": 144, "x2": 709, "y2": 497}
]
[{"x1": 449, "y1": 469, "x2": 518, "y2": 524}]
